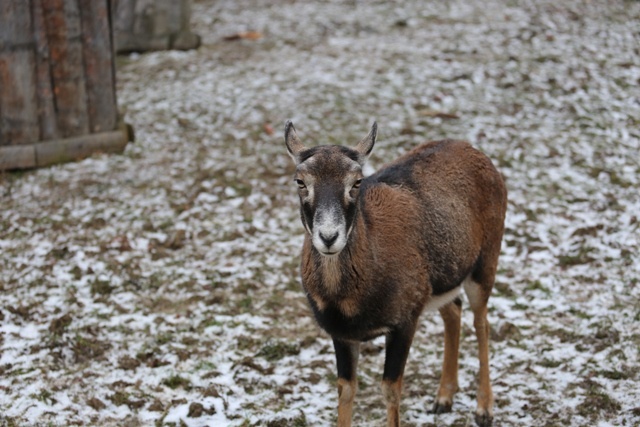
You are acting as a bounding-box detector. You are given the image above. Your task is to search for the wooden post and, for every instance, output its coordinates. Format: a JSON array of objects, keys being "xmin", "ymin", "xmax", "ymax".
[
  {"xmin": 41, "ymin": 0, "xmax": 90, "ymax": 138},
  {"xmin": 79, "ymin": 0, "xmax": 117, "ymax": 134},
  {"xmin": 0, "ymin": 1, "xmax": 39, "ymax": 145},
  {"xmin": 32, "ymin": 0, "xmax": 60, "ymax": 141}
]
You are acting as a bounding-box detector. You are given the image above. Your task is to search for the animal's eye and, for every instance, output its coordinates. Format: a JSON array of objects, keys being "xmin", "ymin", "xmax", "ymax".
[
  {"xmin": 295, "ymin": 179, "xmax": 306, "ymax": 189},
  {"xmin": 352, "ymin": 179, "xmax": 363, "ymax": 189}
]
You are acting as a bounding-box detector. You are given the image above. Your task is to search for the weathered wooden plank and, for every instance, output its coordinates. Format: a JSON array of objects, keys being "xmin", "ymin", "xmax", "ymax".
[
  {"xmin": 42, "ymin": 0, "xmax": 90, "ymax": 138},
  {"xmin": 0, "ymin": 144, "xmax": 36, "ymax": 169},
  {"xmin": 153, "ymin": 0, "xmax": 169, "ymax": 37},
  {"xmin": 36, "ymin": 126, "xmax": 129, "ymax": 167},
  {"xmin": 0, "ymin": 0, "xmax": 131, "ymax": 169},
  {"xmin": 167, "ymin": 0, "xmax": 183, "ymax": 35},
  {"xmin": 180, "ymin": 0, "xmax": 191, "ymax": 31},
  {"xmin": 1, "ymin": 124, "xmax": 130, "ymax": 170},
  {"xmin": 112, "ymin": 0, "xmax": 198, "ymax": 52},
  {"xmin": 172, "ymin": 0, "xmax": 200, "ymax": 51},
  {"xmin": 114, "ymin": 0, "xmax": 170, "ymax": 52},
  {"xmin": 172, "ymin": 30, "xmax": 200, "ymax": 51},
  {"xmin": 0, "ymin": 1, "xmax": 39, "ymax": 146},
  {"xmin": 112, "ymin": 0, "xmax": 135, "ymax": 53},
  {"xmin": 78, "ymin": 0, "xmax": 117, "ymax": 133},
  {"xmin": 0, "ymin": 0, "xmax": 34, "ymax": 48},
  {"xmin": 132, "ymin": 0, "xmax": 152, "ymax": 36},
  {"xmin": 131, "ymin": 0, "xmax": 170, "ymax": 50},
  {"xmin": 132, "ymin": 0, "xmax": 168, "ymax": 37},
  {"xmin": 32, "ymin": 0, "xmax": 59, "ymax": 141},
  {"xmin": 64, "ymin": 0, "xmax": 83, "ymax": 38},
  {"xmin": 112, "ymin": 0, "xmax": 134, "ymax": 34},
  {"xmin": 0, "ymin": 51, "xmax": 39, "ymax": 146}
]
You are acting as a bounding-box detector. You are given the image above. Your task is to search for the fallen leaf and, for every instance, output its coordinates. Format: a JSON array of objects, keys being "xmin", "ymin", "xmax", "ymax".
[
  {"xmin": 418, "ymin": 109, "xmax": 460, "ymax": 119},
  {"xmin": 223, "ymin": 31, "xmax": 263, "ymax": 41}
]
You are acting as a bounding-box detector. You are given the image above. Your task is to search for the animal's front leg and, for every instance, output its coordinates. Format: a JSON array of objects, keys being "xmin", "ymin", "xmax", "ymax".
[
  {"xmin": 381, "ymin": 326, "xmax": 416, "ymax": 427},
  {"xmin": 333, "ymin": 339, "xmax": 360, "ymax": 427}
]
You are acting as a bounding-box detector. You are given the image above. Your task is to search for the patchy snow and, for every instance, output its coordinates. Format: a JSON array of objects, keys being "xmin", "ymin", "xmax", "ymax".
[{"xmin": 1, "ymin": 0, "xmax": 639, "ymax": 426}]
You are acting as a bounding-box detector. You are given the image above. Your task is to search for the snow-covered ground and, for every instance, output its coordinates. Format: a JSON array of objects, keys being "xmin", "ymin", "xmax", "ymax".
[{"xmin": 1, "ymin": 0, "xmax": 639, "ymax": 426}]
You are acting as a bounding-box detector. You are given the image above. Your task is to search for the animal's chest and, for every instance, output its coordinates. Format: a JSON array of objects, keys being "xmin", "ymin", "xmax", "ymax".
[
  {"xmin": 312, "ymin": 303, "xmax": 390, "ymax": 341},
  {"xmin": 305, "ymin": 284, "xmax": 395, "ymax": 342}
]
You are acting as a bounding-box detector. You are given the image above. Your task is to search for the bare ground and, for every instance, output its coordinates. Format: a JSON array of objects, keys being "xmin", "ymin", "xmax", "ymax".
[{"xmin": 1, "ymin": 0, "xmax": 639, "ymax": 426}]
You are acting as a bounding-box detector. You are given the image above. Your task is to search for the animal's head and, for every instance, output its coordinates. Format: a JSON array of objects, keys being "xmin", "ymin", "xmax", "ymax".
[{"xmin": 284, "ymin": 121, "xmax": 377, "ymax": 256}]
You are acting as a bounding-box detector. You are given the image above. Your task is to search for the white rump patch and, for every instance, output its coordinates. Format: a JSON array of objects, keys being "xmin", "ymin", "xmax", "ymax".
[
  {"xmin": 424, "ymin": 285, "xmax": 462, "ymax": 312},
  {"xmin": 463, "ymin": 275, "xmax": 484, "ymax": 310}
]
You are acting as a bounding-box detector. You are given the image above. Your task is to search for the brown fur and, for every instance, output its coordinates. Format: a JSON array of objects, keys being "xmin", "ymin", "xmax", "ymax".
[
  {"xmin": 304, "ymin": 183, "xmax": 431, "ymax": 324},
  {"xmin": 382, "ymin": 378, "xmax": 403, "ymax": 427},
  {"xmin": 434, "ymin": 301, "xmax": 462, "ymax": 412},
  {"xmin": 286, "ymin": 122, "xmax": 506, "ymax": 427},
  {"xmin": 337, "ymin": 377, "xmax": 357, "ymax": 425}
]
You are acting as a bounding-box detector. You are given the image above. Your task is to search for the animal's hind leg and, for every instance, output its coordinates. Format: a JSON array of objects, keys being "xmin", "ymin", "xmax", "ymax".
[
  {"xmin": 464, "ymin": 272, "xmax": 495, "ymax": 427},
  {"xmin": 432, "ymin": 297, "xmax": 462, "ymax": 414}
]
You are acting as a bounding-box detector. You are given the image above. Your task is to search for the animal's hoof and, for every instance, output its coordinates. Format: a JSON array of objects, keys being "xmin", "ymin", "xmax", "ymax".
[
  {"xmin": 429, "ymin": 401, "xmax": 452, "ymax": 414},
  {"xmin": 475, "ymin": 411, "xmax": 493, "ymax": 427}
]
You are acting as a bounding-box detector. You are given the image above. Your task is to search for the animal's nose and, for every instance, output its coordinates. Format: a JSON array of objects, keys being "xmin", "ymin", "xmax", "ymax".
[{"xmin": 319, "ymin": 232, "xmax": 339, "ymax": 247}]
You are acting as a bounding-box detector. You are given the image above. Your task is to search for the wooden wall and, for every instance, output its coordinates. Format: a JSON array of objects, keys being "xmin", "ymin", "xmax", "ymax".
[
  {"xmin": 112, "ymin": 0, "xmax": 200, "ymax": 53},
  {"xmin": 0, "ymin": 0, "xmax": 129, "ymax": 170}
]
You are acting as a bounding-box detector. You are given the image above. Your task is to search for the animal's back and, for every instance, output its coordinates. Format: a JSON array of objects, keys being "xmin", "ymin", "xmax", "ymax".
[
  {"xmin": 372, "ymin": 140, "xmax": 503, "ymax": 198},
  {"xmin": 366, "ymin": 140, "xmax": 507, "ymax": 297}
]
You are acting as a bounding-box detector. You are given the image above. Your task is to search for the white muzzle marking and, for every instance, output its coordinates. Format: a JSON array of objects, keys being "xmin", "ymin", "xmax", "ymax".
[{"xmin": 312, "ymin": 206, "xmax": 347, "ymax": 255}]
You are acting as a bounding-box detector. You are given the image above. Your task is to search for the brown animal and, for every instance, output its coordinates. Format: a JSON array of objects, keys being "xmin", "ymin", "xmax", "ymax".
[{"xmin": 284, "ymin": 121, "xmax": 507, "ymax": 427}]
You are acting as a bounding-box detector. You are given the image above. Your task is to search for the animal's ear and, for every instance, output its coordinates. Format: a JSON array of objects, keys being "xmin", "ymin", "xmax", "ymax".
[
  {"xmin": 354, "ymin": 121, "xmax": 377, "ymax": 165},
  {"xmin": 284, "ymin": 120, "xmax": 306, "ymax": 164}
]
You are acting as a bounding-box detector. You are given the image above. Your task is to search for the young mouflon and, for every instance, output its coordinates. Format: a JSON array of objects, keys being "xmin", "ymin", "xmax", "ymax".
[{"xmin": 284, "ymin": 121, "xmax": 507, "ymax": 427}]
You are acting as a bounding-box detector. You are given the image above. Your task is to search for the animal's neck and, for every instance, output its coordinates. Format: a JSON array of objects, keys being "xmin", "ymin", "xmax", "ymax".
[
  {"xmin": 319, "ymin": 254, "xmax": 343, "ymax": 295},
  {"xmin": 317, "ymin": 213, "xmax": 369, "ymax": 296}
]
